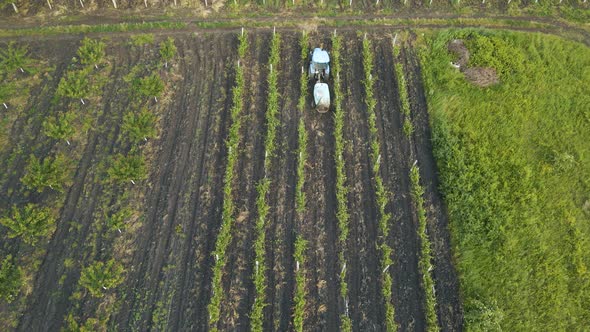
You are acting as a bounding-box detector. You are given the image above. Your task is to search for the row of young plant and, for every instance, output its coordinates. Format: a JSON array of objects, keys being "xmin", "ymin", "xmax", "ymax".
[
  {"xmin": 392, "ymin": 39, "xmax": 414, "ymax": 138},
  {"xmin": 0, "ymin": 38, "xmax": 109, "ymax": 282},
  {"xmin": 394, "ymin": 36, "xmax": 439, "ymax": 332},
  {"xmin": 409, "ymin": 165, "xmax": 439, "ymax": 332},
  {"xmin": 330, "ymin": 33, "xmax": 352, "ymax": 332},
  {"xmin": 250, "ymin": 31, "xmax": 281, "ymax": 331},
  {"xmin": 207, "ymin": 30, "xmax": 248, "ymax": 331},
  {"xmin": 64, "ymin": 36, "xmax": 175, "ymax": 330},
  {"xmin": 360, "ymin": 35, "xmax": 397, "ymax": 331},
  {"xmin": 292, "ymin": 31, "xmax": 309, "ymax": 332}
]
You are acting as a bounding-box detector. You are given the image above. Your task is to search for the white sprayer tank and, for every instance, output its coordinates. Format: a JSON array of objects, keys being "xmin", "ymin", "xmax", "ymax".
[{"xmin": 314, "ymin": 82, "xmax": 330, "ymax": 113}]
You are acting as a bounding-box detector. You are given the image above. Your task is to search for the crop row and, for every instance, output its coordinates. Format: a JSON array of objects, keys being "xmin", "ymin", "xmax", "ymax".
[
  {"xmin": 250, "ymin": 31, "xmax": 281, "ymax": 331},
  {"xmin": 409, "ymin": 164, "xmax": 439, "ymax": 332},
  {"xmin": 292, "ymin": 31, "xmax": 309, "ymax": 332},
  {"xmin": 330, "ymin": 33, "xmax": 352, "ymax": 331},
  {"xmin": 207, "ymin": 31, "xmax": 248, "ymax": 331},
  {"xmin": 65, "ymin": 36, "xmax": 173, "ymax": 329},
  {"xmin": 360, "ymin": 36, "xmax": 397, "ymax": 331},
  {"xmin": 392, "ymin": 42, "xmax": 413, "ymax": 138}
]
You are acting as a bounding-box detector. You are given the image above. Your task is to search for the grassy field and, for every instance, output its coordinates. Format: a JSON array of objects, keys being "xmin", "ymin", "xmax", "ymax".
[{"xmin": 420, "ymin": 29, "xmax": 590, "ymax": 330}]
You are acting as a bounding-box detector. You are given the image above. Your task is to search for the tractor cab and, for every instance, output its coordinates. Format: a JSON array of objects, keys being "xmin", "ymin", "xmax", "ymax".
[{"xmin": 309, "ymin": 48, "xmax": 330, "ymax": 80}]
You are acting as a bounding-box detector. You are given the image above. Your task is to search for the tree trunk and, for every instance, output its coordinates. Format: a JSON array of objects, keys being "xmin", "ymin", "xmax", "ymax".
[
  {"xmin": 79, "ymin": 0, "xmax": 84, "ymax": 8},
  {"xmin": 11, "ymin": 2, "xmax": 18, "ymax": 13},
  {"xmin": 144, "ymin": 0, "xmax": 147, "ymax": 6},
  {"xmin": 47, "ymin": 0, "xmax": 52, "ymax": 9},
  {"xmin": 112, "ymin": 0, "xmax": 117, "ymax": 8}
]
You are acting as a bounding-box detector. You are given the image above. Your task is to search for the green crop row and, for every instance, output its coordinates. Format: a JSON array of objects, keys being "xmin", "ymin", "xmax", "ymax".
[
  {"xmin": 250, "ymin": 32, "xmax": 281, "ymax": 332},
  {"xmin": 207, "ymin": 31, "xmax": 248, "ymax": 331},
  {"xmin": 392, "ymin": 44, "xmax": 413, "ymax": 137},
  {"xmin": 292, "ymin": 32, "xmax": 309, "ymax": 332},
  {"xmin": 409, "ymin": 165, "xmax": 439, "ymax": 332},
  {"xmin": 330, "ymin": 33, "xmax": 352, "ymax": 332},
  {"xmin": 360, "ymin": 36, "xmax": 397, "ymax": 331}
]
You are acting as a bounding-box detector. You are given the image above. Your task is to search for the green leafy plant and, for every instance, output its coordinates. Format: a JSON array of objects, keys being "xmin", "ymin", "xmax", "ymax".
[
  {"xmin": 63, "ymin": 314, "xmax": 101, "ymax": 332},
  {"xmin": 56, "ymin": 68, "xmax": 91, "ymax": 101},
  {"xmin": 105, "ymin": 208, "xmax": 132, "ymax": 233},
  {"xmin": 107, "ymin": 153, "xmax": 147, "ymax": 185},
  {"xmin": 79, "ymin": 259, "xmax": 125, "ymax": 298},
  {"xmin": 121, "ymin": 108, "xmax": 157, "ymax": 143},
  {"xmin": 77, "ymin": 38, "xmax": 106, "ymax": 68},
  {"xmin": 0, "ymin": 255, "xmax": 22, "ymax": 303},
  {"xmin": 293, "ymin": 236, "xmax": 307, "ymax": 332},
  {"xmin": 130, "ymin": 34, "xmax": 155, "ymax": 47},
  {"xmin": 134, "ymin": 73, "xmax": 164, "ymax": 101},
  {"xmin": 0, "ymin": 204, "xmax": 55, "ymax": 246},
  {"xmin": 0, "ymin": 42, "xmax": 33, "ymax": 74},
  {"xmin": 21, "ymin": 154, "xmax": 70, "ymax": 193},
  {"xmin": 159, "ymin": 37, "xmax": 177, "ymax": 68},
  {"xmin": 43, "ymin": 112, "xmax": 75, "ymax": 143}
]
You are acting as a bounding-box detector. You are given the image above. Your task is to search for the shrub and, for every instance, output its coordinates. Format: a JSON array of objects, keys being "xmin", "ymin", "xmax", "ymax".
[
  {"xmin": 79, "ymin": 259, "xmax": 124, "ymax": 298},
  {"xmin": 159, "ymin": 37, "xmax": 177, "ymax": 68},
  {"xmin": 134, "ymin": 73, "xmax": 164, "ymax": 100},
  {"xmin": 121, "ymin": 108, "xmax": 157, "ymax": 143},
  {"xmin": 43, "ymin": 112, "xmax": 75, "ymax": 142},
  {"xmin": 465, "ymin": 33, "xmax": 525, "ymax": 77},
  {"xmin": 21, "ymin": 154, "xmax": 70, "ymax": 193},
  {"xmin": 0, "ymin": 204, "xmax": 55, "ymax": 246},
  {"xmin": 0, "ymin": 255, "xmax": 22, "ymax": 303},
  {"xmin": 107, "ymin": 153, "xmax": 147, "ymax": 184},
  {"xmin": 77, "ymin": 38, "xmax": 106, "ymax": 68},
  {"xmin": 56, "ymin": 68, "xmax": 91, "ymax": 100},
  {"xmin": 0, "ymin": 42, "xmax": 34, "ymax": 75},
  {"xmin": 130, "ymin": 34, "xmax": 155, "ymax": 46},
  {"xmin": 105, "ymin": 208, "xmax": 132, "ymax": 233}
]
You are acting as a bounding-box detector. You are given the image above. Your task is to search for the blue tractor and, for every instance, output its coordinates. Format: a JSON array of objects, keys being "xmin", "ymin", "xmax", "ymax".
[{"xmin": 309, "ymin": 47, "xmax": 330, "ymax": 113}]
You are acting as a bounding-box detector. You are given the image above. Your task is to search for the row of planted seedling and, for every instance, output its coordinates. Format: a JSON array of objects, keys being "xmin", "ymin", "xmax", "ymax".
[
  {"xmin": 250, "ymin": 31, "xmax": 282, "ymax": 331},
  {"xmin": 66, "ymin": 36, "xmax": 175, "ymax": 330},
  {"xmin": 392, "ymin": 36, "xmax": 414, "ymax": 138},
  {"xmin": 392, "ymin": 35, "xmax": 440, "ymax": 332},
  {"xmin": 292, "ymin": 31, "xmax": 310, "ymax": 332},
  {"xmin": 207, "ymin": 30, "xmax": 248, "ymax": 331},
  {"xmin": 360, "ymin": 35, "xmax": 397, "ymax": 331},
  {"xmin": 0, "ymin": 38, "xmax": 111, "ymax": 307},
  {"xmin": 330, "ymin": 33, "xmax": 353, "ymax": 332}
]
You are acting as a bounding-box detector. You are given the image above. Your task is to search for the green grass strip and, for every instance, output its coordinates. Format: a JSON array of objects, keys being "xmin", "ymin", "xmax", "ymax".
[
  {"xmin": 292, "ymin": 31, "xmax": 309, "ymax": 332},
  {"xmin": 409, "ymin": 165, "xmax": 439, "ymax": 332},
  {"xmin": 250, "ymin": 32, "xmax": 281, "ymax": 332},
  {"xmin": 207, "ymin": 30, "xmax": 248, "ymax": 332},
  {"xmin": 361, "ymin": 36, "xmax": 396, "ymax": 331},
  {"xmin": 331, "ymin": 33, "xmax": 352, "ymax": 332},
  {"xmin": 0, "ymin": 22, "xmax": 186, "ymax": 38}
]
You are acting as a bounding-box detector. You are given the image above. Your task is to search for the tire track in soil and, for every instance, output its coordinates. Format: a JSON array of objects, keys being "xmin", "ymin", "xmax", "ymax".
[
  {"xmin": 340, "ymin": 33, "xmax": 383, "ymax": 331},
  {"xmin": 117, "ymin": 34, "xmax": 220, "ymax": 330},
  {"xmin": 372, "ymin": 36, "xmax": 426, "ymax": 331},
  {"xmin": 163, "ymin": 33, "xmax": 235, "ymax": 332},
  {"xmin": 265, "ymin": 32, "xmax": 299, "ymax": 332},
  {"xmin": 217, "ymin": 32, "xmax": 269, "ymax": 331},
  {"xmin": 298, "ymin": 32, "xmax": 339, "ymax": 332},
  {"xmin": 402, "ymin": 45, "xmax": 463, "ymax": 332},
  {"xmin": 17, "ymin": 44, "xmax": 138, "ymax": 332}
]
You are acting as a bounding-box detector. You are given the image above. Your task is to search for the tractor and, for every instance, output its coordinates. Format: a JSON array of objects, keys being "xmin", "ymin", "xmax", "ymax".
[{"xmin": 309, "ymin": 47, "xmax": 330, "ymax": 113}]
